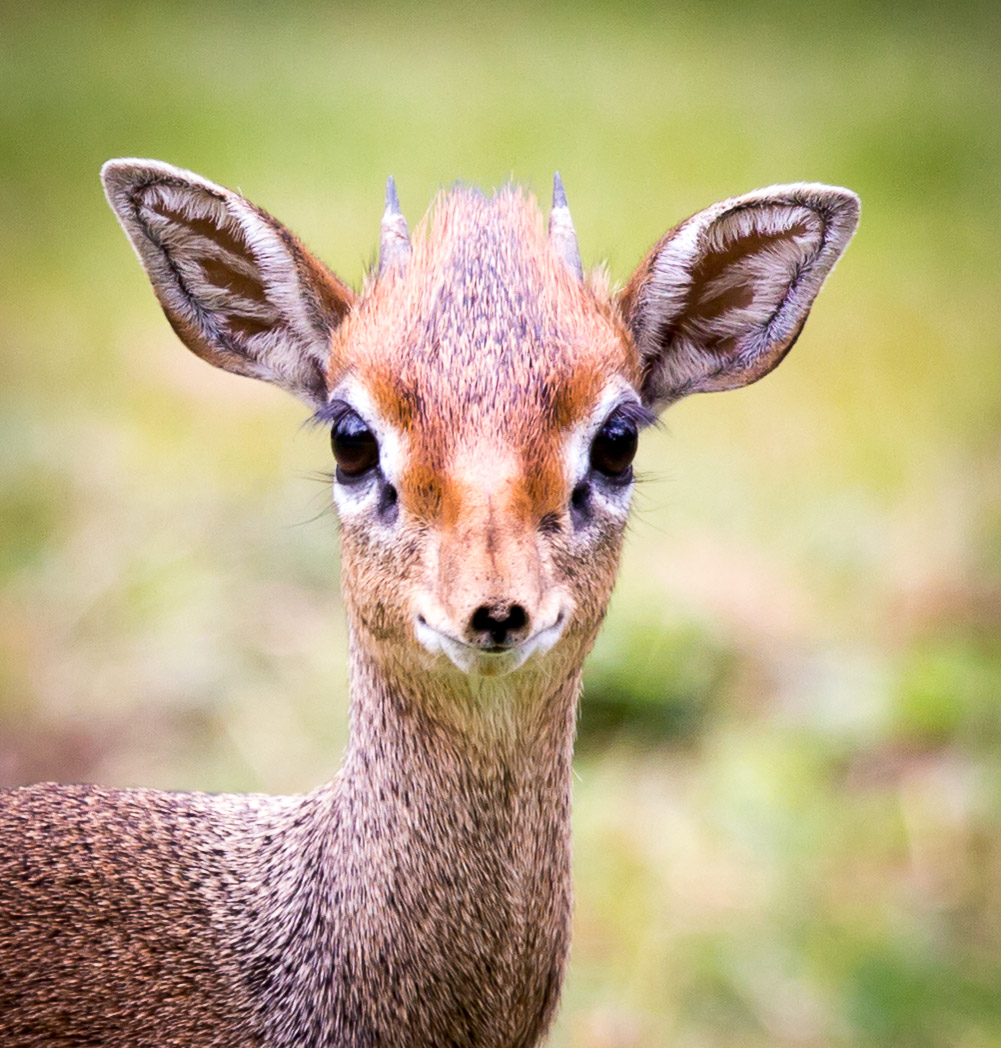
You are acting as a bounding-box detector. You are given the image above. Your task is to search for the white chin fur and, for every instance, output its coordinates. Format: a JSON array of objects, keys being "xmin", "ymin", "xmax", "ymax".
[{"xmin": 415, "ymin": 619, "xmax": 565, "ymax": 678}]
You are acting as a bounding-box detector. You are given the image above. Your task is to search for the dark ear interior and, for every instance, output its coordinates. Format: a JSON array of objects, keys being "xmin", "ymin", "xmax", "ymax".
[
  {"xmin": 103, "ymin": 159, "xmax": 356, "ymax": 406},
  {"xmin": 622, "ymin": 184, "xmax": 860, "ymax": 409}
]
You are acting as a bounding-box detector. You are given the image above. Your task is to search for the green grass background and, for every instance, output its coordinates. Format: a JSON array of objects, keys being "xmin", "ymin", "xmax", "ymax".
[{"xmin": 2, "ymin": 1, "xmax": 1000, "ymax": 1044}]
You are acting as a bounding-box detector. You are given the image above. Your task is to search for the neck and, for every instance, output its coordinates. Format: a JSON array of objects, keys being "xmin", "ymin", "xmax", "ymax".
[
  {"xmin": 346, "ymin": 635, "xmax": 580, "ymax": 776},
  {"xmin": 259, "ymin": 642, "xmax": 581, "ymax": 1048}
]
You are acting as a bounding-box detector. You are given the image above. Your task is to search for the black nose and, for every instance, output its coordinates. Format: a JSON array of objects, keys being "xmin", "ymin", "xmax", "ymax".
[{"xmin": 469, "ymin": 603, "xmax": 529, "ymax": 648}]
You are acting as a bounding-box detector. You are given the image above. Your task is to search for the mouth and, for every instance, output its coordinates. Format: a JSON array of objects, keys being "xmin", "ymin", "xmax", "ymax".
[{"xmin": 415, "ymin": 614, "xmax": 566, "ymax": 677}]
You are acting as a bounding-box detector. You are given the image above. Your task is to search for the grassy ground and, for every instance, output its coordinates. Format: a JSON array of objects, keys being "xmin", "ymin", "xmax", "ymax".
[{"xmin": 2, "ymin": 1, "xmax": 1000, "ymax": 1044}]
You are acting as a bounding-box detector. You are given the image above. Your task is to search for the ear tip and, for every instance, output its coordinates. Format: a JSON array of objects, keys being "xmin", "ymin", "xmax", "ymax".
[
  {"xmin": 100, "ymin": 158, "xmax": 134, "ymax": 195},
  {"xmin": 101, "ymin": 157, "xmax": 158, "ymax": 184},
  {"xmin": 814, "ymin": 185, "xmax": 861, "ymax": 244},
  {"xmin": 833, "ymin": 186, "xmax": 862, "ymax": 227},
  {"xmin": 793, "ymin": 182, "xmax": 861, "ymax": 227},
  {"xmin": 815, "ymin": 183, "xmax": 861, "ymax": 217},
  {"xmin": 738, "ymin": 182, "xmax": 861, "ymax": 244},
  {"xmin": 100, "ymin": 158, "xmax": 215, "ymax": 197},
  {"xmin": 100, "ymin": 159, "xmax": 165, "ymax": 210},
  {"xmin": 100, "ymin": 159, "xmax": 143, "ymax": 218}
]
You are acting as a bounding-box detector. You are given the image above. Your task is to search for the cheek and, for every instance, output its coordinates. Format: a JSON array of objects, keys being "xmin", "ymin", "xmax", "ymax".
[
  {"xmin": 340, "ymin": 524, "xmax": 425, "ymax": 644},
  {"xmin": 551, "ymin": 523, "xmax": 627, "ymax": 624}
]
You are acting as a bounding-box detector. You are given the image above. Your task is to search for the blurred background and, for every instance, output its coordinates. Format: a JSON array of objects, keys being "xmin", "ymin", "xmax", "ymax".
[{"xmin": 2, "ymin": 0, "xmax": 1000, "ymax": 1043}]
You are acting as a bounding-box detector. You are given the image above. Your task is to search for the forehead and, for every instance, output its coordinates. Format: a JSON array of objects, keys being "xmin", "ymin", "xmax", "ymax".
[{"xmin": 329, "ymin": 187, "xmax": 638, "ymax": 442}]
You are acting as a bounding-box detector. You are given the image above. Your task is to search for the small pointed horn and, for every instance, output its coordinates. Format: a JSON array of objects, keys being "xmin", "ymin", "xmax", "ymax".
[
  {"xmin": 379, "ymin": 175, "xmax": 411, "ymax": 276},
  {"xmin": 548, "ymin": 172, "xmax": 583, "ymax": 282}
]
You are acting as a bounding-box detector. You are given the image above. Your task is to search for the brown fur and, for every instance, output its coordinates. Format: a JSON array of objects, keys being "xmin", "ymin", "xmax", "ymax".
[{"xmin": 0, "ymin": 164, "xmax": 858, "ymax": 1047}]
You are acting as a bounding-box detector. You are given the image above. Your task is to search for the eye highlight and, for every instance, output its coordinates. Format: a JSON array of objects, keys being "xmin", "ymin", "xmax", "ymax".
[
  {"xmin": 330, "ymin": 406, "xmax": 379, "ymax": 480},
  {"xmin": 589, "ymin": 408, "xmax": 639, "ymax": 480}
]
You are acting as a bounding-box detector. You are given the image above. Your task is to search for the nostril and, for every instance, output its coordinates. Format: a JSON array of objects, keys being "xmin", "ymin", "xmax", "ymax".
[{"xmin": 470, "ymin": 603, "xmax": 529, "ymax": 647}]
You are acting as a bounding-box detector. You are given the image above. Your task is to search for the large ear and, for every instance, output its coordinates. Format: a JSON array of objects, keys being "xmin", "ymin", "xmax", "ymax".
[
  {"xmin": 102, "ymin": 159, "xmax": 356, "ymax": 406},
  {"xmin": 620, "ymin": 184, "xmax": 859, "ymax": 409}
]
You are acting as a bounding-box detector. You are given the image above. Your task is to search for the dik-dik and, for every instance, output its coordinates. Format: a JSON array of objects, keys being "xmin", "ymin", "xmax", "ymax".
[{"xmin": 0, "ymin": 160, "xmax": 858, "ymax": 1047}]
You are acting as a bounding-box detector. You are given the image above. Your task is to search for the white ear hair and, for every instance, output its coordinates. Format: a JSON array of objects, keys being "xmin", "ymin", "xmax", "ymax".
[
  {"xmin": 627, "ymin": 183, "xmax": 859, "ymax": 408},
  {"xmin": 102, "ymin": 159, "xmax": 354, "ymax": 405}
]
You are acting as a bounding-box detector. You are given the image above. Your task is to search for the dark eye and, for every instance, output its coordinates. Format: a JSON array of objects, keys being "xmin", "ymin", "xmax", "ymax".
[
  {"xmin": 590, "ymin": 409, "xmax": 638, "ymax": 479},
  {"xmin": 331, "ymin": 409, "xmax": 379, "ymax": 479}
]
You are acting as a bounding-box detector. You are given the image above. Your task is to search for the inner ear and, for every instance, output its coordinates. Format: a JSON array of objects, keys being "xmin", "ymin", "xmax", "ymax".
[
  {"xmin": 150, "ymin": 200, "xmax": 251, "ymax": 260},
  {"xmin": 133, "ymin": 185, "xmax": 286, "ymax": 350},
  {"xmin": 194, "ymin": 252, "xmax": 271, "ymax": 306},
  {"xmin": 692, "ymin": 226, "xmax": 801, "ymax": 316},
  {"xmin": 104, "ymin": 159, "xmax": 356, "ymax": 407},
  {"xmin": 622, "ymin": 184, "xmax": 860, "ymax": 409},
  {"xmin": 683, "ymin": 221, "xmax": 812, "ymax": 357}
]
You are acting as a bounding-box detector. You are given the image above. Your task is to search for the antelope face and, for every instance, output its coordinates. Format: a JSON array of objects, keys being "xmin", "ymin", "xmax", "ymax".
[
  {"xmin": 102, "ymin": 159, "xmax": 859, "ymax": 684},
  {"xmin": 326, "ymin": 189, "xmax": 648, "ymax": 679}
]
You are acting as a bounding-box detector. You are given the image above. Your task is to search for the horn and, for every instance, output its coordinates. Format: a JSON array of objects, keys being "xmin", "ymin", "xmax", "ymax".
[
  {"xmin": 379, "ymin": 175, "xmax": 411, "ymax": 275},
  {"xmin": 548, "ymin": 172, "xmax": 583, "ymax": 282}
]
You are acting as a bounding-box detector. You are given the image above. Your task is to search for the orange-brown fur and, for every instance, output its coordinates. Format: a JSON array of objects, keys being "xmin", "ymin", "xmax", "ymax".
[{"xmin": 333, "ymin": 189, "xmax": 636, "ymax": 677}]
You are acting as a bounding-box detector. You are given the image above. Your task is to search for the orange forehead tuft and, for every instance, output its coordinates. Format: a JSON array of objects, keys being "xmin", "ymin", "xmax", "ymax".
[{"xmin": 328, "ymin": 186, "xmax": 639, "ymax": 519}]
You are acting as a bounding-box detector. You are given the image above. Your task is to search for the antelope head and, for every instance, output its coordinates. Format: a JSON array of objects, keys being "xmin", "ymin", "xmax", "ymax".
[{"xmin": 103, "ymin": 161, "xmax": 858, "ymax": 694}]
